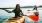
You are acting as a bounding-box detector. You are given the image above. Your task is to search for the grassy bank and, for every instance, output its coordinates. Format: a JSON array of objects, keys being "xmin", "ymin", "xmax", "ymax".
[
  {"xmin": 21, "ymin": 6, "xmax": 42, "ymax": 8},
  {"xmin": 0, "ymin": 6, "xmax": 42, "ymax": 8}
]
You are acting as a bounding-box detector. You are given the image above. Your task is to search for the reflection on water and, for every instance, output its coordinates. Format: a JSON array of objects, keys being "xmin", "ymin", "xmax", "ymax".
[{"xmin": 0, "ymin": 8, "xmax": 42, "ymax": 23}]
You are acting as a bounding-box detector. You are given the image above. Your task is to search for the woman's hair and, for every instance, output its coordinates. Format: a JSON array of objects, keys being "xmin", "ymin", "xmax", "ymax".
[{"xmin": 15, "ymin": 4, "xmax": 20, "ymax": 10}]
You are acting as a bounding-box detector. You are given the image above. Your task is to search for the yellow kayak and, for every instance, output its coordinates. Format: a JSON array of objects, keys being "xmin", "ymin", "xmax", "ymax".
[{"xmin": 3, "ymin": 16, "xmax": 24, "ymax": 23}]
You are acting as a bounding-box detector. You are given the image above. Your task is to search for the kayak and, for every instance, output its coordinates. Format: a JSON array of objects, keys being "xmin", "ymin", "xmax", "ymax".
[
  {"xmin": 3, "ymin": 16, "xmax": 24, "ymax": 23},
  {"xmin": 27, "ymin": 10, "xmax": 39, "ymax": 23},
  {"xmin": 28, "ymin": 15, "xmax": 39, "ymax": 21},
  {"xmin": 25, "ymin": 13, "xmax": 39, "ymax": 23}
]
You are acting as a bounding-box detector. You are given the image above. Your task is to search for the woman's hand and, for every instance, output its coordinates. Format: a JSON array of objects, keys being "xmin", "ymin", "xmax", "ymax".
[{"xmin": 19, "ymin": 12, "xmax": 24, "ymax": 17}]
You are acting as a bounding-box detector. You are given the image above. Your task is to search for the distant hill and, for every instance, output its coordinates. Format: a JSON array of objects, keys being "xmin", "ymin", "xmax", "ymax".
[
  {"xmin": 39, "ymin": 5, "xmax": 42, "ymax": 7},
  {"xmin": 21, "ymin": 6, "xmax": 34, "ymax": 8},
  {"xmin": 8, "ymin": 5, "xmax": 42, "ymax": 8},
  {"xmin": 21, "ymin": 6, "xmax": 42, "ymax": 8}
]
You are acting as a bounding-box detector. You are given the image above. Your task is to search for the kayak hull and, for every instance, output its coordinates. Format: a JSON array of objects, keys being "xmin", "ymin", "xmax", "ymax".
[
  {"xmin": 3, "ymin": 16, "xmax": 24, "ymax": 23},
  {"xmin": 27, "ymin": 14, "xmax": 39, "ymax": 23}
]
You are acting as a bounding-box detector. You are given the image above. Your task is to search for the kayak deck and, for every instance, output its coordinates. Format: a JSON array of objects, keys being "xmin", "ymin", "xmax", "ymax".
[{"xmin": 3, "ymin": 16, "xmax": 24, "ymax": 23}]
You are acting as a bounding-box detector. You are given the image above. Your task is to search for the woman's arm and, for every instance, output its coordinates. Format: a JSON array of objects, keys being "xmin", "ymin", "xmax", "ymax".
[
  {"xmin": 19, "ymin": 10, "xmax": 24, "ymax": 17},
  {"xmin": 20, "ymin": 12, "xmax": 24, "ymax": 16}
]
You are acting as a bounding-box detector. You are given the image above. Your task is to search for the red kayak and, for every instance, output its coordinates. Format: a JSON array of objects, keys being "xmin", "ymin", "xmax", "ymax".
[{"xmin": 28, "ymin": 15, "xmax": 39, "ymax": 21}]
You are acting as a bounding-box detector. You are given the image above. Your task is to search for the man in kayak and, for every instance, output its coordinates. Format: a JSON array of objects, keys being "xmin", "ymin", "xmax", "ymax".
[
  {"xmin": 33, "ymin": 5, "xmax": 39, "ymax": 16},
  {"xmin": 33, "ymin": 5, "xmax": 39, "ymax": 23},
  {"xmin": 3, "ymin": 4, "xmax": 24, "ymax": 18}
]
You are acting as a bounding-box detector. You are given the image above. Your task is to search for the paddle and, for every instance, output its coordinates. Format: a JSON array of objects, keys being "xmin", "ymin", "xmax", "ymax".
[{"xmin": 0, "ymin": 8, "xmax": 14, "ymax": 9}]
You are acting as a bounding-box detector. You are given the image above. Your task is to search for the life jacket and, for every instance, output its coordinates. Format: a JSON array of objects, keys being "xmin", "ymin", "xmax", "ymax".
[{"xmin": 33, "ymin": 10, "xmax": 39, "ymax": 16}]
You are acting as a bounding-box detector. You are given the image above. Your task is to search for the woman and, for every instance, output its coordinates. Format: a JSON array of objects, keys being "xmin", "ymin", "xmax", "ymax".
[{"xmin": 3, "ymin": 4, "xmax": 23, "ymax": 18}]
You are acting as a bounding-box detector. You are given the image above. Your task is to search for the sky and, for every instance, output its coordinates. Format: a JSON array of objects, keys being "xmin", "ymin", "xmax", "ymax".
[{"xmin": 0, "ymin": 0, "xmax": 42, "ymax": 8}]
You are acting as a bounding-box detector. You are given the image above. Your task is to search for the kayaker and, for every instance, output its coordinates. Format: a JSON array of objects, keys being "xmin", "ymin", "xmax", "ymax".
[
  {"xmin": 33, "ymin": 5, "xmax": 39, "ymax": 23},
  {"xmin": 33, "ymin": 5, "xmax": 39, "ymax": 16},
  {"xmin": 3, "ymin": 4, "xmax": 23, "ymax": 18}
]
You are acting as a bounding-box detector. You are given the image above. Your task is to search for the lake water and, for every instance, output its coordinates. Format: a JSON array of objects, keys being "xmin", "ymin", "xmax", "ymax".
[{"xmin": 0, "ymin": 8, "xmax": 42, "ymax": 23}]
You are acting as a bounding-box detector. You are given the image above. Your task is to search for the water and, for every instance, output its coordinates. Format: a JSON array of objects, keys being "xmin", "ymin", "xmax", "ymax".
[{"xmin": 0, "ymin": 8, "xmax": 42, "ymax": 23}]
